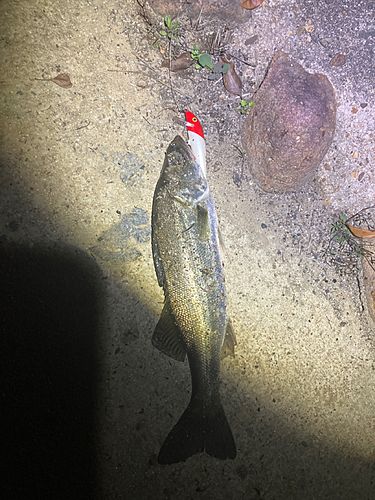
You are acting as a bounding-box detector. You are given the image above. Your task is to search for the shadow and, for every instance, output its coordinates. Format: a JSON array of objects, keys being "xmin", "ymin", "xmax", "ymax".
[{"xmin": 0, "ymin": 241, "xmax": 103, "ymax": 500}]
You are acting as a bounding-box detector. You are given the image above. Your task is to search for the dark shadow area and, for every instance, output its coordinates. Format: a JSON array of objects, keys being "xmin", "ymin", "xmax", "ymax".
[{"xmin": 0, "ymin": 240, "xmax": 103, "ymax": 500}]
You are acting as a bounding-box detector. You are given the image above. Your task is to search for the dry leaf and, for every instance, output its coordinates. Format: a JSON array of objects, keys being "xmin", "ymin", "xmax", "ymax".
[
  {"xmin": 161, "ymin": 52, "xmax": 194, "ymax": 72},
  {"xmin": 219, "ymin": 57, "xmax": 242, "ymax": 97},
  {"xmin": 346, "ymin": 223, "xmax": 375, "ymax": 239},
  {"xmin": 36, "ymin": 73, "xmax": 73, "ymax": 88},
  {"xmin": 240, "ymin": 0, "xmax": 264, "ymax": 9},
  {"xmin": 330, "ymin": 54, "xmax": 347, "ymax": 67},
  {"xmin": 51, "ymin": 73, "xmax": 72, "ymax": 88}
]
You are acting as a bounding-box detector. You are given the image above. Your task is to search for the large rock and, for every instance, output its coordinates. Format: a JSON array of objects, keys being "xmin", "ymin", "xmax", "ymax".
[
  {"xmin": 242, "ymin": 51, "xmax": 336, "ymax": 192},
  {"xmin": 148, "ymin": 0, "xmax": 251, "ymax": 23}
]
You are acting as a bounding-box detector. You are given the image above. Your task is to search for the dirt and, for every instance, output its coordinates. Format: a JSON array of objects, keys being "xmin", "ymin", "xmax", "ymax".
[{"xmin": 1, "ymin": 1, "xmax": 374, "ymax": 499}]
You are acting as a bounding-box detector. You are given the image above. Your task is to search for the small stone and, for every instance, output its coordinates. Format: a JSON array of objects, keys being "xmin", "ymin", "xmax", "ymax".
[
  {"xmin": 305, "ymin": 20, "xmax": 314, "ymax": 33},
  {"xmin": 233, "ymin": 171, "xmax": 241, "ymax": 187},
  {"xmin": 245, "ymin": 35, "xmax": 259, "ymax": 45},
  {"xmin": 136, "ymin": 81, "xmax": 147, "ymax": 88},
  {"xmin": 161, "ymin": 52, "xmax": 194, "ymax": 72},
  {"xmin": 330, "ymin": 54, "xmax": 347, "ymax": 67}
]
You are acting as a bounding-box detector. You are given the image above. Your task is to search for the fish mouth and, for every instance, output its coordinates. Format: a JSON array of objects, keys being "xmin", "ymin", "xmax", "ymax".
[{"xmin": 168, "ymin": 135, "xmax": 195, "ymax": 161}]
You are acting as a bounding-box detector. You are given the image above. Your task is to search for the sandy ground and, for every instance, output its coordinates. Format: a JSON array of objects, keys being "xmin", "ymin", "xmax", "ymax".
[{"xmin": 1, "ymin": 1, "xmax": 374, "ymax": 499}]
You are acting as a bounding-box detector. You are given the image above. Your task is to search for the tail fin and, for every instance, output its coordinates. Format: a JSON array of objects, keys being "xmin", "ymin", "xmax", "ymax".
[{"xmin": 157, "ymin": 397, "xmax": 236, "ymax": 464}]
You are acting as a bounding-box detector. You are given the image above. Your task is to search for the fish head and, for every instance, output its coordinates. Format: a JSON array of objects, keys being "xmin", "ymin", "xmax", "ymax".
[{"xmin": 163, "ymin": 136, "xmax": 208, "ymax": 207}]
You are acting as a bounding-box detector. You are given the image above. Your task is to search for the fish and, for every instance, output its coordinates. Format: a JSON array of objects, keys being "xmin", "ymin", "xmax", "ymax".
[
  {"xmin": 151, "ymin": 134, "xmax": 236, "ymax": 464},
  {"xmin": 185, "ymin": 110, "xmax": 207, "ymax": 179}
]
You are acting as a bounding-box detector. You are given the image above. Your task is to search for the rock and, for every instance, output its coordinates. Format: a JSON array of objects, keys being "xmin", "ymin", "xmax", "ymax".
[
  {"xmin": 330, "ymin": 54, "xmax": 347, "ymax": 67},
  {"xmin": 148, "ymin": 0, "xmax": 251, "ymax": 23},
  {"xmin": 161, "ymin": 52, "xmax": 195, "ymax": 72},
  {"xmin": 362, "ymin": 254, "xmax": 375, "ymax": 325},
  {"xmin": 245, "ymin": 35, "xmax": 259, "ymax": 45},
  {"xmin": 242, "ymin": 51, "xmax": 336, "ymax": 192}
]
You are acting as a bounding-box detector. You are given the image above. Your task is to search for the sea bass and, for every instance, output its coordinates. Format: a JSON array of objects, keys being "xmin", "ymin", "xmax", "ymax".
[{"xmin": 151, "ymin": 135, "xmax": 236, "ymax": 464}]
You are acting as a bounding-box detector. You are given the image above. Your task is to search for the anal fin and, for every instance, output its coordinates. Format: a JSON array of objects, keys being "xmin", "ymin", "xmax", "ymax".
[
  {"xmin": 152, "ymin": 301, "xmax": 186, "ymax": 362},
  {"xmin": 220, "ymin": 317, "xmax": 237, "ymax": 359}
]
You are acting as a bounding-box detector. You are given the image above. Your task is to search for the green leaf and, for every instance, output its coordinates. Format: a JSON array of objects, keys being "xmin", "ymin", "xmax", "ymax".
[
  {"xmin": 160, "ymin": 30, "xmax": 167, "ymax": 36},
  {"xmin": 213, "ymin": 62, "xmax": 223, "ymax": 73},
  {"xmin": 195, "ymin": 63, "xmax": 201, "ymax": 69},
  {"xmin": 165, "ymin": 16, "xmax": 171, "ymax": 29},
  {"xmin": 222, "ymin": 63, "xmax": 230, "ymax": 74},
  {"xmin": 249, "ymin": 101, "xmax": 255, "ymax": 107},
  {"xmin": 191, "ymin": 46, "xmax": 201, "ymax": 61},
  {"xmin": 240, "ymin": 100, "xmax": 247, "ymax": 106},
  {"xmin": 199, "ymin": 53, "xmax": 214, "ymax": 70}
]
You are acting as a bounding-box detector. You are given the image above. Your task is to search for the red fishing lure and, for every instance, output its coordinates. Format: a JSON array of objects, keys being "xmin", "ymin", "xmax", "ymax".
[{"xmin": 185, "ymin": 110, "xmax": 207, "ymax": 178}]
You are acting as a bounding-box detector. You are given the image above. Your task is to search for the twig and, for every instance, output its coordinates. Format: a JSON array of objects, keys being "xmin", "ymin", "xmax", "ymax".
[
  {"xmin": 152, "ymin": 74, "xmax": 191, "ymax": 97},
  {"xmin": 107, "ymin": 69, "xmax": 143, "ymax": 74},
  {"xmin": 141, "ymin": 114, "xmax": 151, "ymax": 125},
  {"xmin": 76, "ymin": 121, "xmax": 90, "ymax": 130},
  {"xmin": 167, "ymin": 40, "xmax": 181, "ymax": 112},
  {"xmin": 133, "ymin": 53, "xmax": 192, "ymax": 98},
  {"xmin": 189, "ymin": 6, "xmax": 204, "ymax": 31},
  {"xmin": 133, "ymin": 54, "xmax": 159, "ymax": 74},
  {"xmin": 195, "ymin": 6, "xmax": 203, "ymax": 29},
  {"xmin": 156, "ymin": 107, "xmax": 180, "ymax": 118},
  {"xmin": 213, "ymin": 74, "xmax": 224, "ymax": 86},
  {"xmin": 226, "ymin": 53, "xmax": 256, "ymax": 68}
]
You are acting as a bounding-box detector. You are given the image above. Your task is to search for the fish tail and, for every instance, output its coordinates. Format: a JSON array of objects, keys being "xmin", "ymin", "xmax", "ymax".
[{"xmin": 157, "ymin": 397, "xmax": 236, "ymax": 464}]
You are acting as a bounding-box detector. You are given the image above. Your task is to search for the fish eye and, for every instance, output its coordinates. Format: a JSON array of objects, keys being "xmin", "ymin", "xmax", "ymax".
[{"xmin": 192, "ymin": 117, "xmax": 198, "ymax": 122}]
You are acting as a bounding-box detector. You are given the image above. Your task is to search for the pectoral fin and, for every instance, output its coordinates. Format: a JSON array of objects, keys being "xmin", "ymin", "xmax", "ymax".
[
  {"xmin": 197, "ymin": 204, "xmax": 210, "ymax": 241},
  {"xmin": 218, "ymin": 224, "xmax": 230, "ymax": 265},
  {"xmin": 220, "ymin": 317, "xmax": 237, "ymax": 359},
  {"xmin": 152, "ymin": 236, "xmax": 165, "ymax": 287},
  {"xmin": 152, "ymin": 301, "xmax": 187, "ymax": 362}
]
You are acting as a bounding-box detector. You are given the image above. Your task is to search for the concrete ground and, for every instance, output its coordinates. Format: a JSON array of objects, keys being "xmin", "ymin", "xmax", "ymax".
[{"xmin": 1, "ymin": 0, "xmax": 374, "ymax": 499}]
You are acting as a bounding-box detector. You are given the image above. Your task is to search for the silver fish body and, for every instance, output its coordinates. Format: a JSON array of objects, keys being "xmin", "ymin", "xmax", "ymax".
[{"xmin": 151, "ymin": 135, "xmax": 236, "ymax": 464}]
